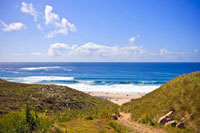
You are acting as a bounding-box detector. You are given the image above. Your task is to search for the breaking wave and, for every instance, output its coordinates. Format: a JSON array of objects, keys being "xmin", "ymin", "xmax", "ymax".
[
  {"xmin": 20, "ymin": 66, "xmax": 62, "ymax": 71},
  {"xmin": 59, "ymin": 83, "xmax": 160, "ymax": 94},
  {"xmin": 1, "ymin": 76, "xmax": 160, "ymax": 93},
  {"xmin": 2, "ymin": 76, "xmax": 74, "ymax": 83}
]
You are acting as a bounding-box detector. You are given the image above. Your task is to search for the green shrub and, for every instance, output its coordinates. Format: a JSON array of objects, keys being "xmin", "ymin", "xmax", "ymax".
[
  {"xmin": 25, "ymin": 104, "xmax": 37, "ymax": 131},
  {"xmin": 0, "ymin": 106, "xmax": 54, "ymax": 132}
]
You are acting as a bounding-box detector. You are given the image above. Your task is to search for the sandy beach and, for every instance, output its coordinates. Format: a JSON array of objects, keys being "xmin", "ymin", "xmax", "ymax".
[{"xmin": 88, "ymin": 92, "xmax": 144, "ymax": 105}]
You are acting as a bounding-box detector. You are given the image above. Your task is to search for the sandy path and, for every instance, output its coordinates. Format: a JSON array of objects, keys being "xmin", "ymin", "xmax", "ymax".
[
  {"xmin": 90, "ymin": 92, "xmax": 167, "ymax": 132},
  {"xmin": 117, "ymin": 112, "xmax": 167, "ymax": 133}
]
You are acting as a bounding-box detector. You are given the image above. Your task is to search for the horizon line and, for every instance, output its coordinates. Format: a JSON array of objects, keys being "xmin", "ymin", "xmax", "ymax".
[{"xmin": 0, "ymin": 61, "xmax": 200, "ymax": 63}]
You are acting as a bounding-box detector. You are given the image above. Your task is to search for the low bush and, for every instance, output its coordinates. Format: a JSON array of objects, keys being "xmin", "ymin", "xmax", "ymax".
[{"xmin": 0, "ymin": 104, "xmax": 54, "ymax": 132}]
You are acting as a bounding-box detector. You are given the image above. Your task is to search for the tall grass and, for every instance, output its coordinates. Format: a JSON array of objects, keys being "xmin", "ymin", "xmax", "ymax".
[{"xmin": 120, "ymin": 72, "xmax": 200, "ymax": 132}]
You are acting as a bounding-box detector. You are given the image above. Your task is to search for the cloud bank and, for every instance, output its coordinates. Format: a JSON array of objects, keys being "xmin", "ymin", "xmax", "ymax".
[{"xmin": 47, "ymin": 42, "xmax": 146, "ymax": 59}]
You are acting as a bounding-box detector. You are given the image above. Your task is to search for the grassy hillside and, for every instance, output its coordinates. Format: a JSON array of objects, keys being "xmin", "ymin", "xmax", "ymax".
[
  {"xmin": 120, "ymin": 72, "xmax": 200, "ymax": 132},
  {"xmin": 0, "ymin": 80, "xmax": 118, "ymax": 115},
  {"xmin": 0, "ymin": 80, "xmax": 123, "ymax": 132}
]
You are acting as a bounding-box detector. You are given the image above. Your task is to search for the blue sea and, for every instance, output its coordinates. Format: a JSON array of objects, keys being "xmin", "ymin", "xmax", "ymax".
[{"xmin": 0, "ymin": 62, "xmax": 199, "ymax": 93}]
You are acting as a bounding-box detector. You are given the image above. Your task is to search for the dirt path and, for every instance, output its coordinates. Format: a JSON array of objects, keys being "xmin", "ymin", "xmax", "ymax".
[{"xmin": 117, "ymin": 112, "xmax": 167, "ymax": 133}]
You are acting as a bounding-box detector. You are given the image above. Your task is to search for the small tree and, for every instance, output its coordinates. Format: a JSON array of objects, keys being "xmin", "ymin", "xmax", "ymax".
[{"xmin": 25, "ymin": 104, "xmax": 37, "ymax": 131}]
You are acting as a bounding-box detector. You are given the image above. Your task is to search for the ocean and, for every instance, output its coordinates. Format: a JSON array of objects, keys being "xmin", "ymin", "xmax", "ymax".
[{"xmin": 0, "ymin": 62, "xmax": 199, "ymax": 93}]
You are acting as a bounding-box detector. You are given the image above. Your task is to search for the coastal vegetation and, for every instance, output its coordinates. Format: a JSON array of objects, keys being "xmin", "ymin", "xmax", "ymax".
[
  {"xmin": 0, "ymin": 71, "xmax": 200, "ymax": 132},
  {"xmin": 0, "ymin": 80, "xmax": 125, "ymax": 132},
  {"xmin": 120, "ymin": 72, "xmax": 200, "ymax": 132}
]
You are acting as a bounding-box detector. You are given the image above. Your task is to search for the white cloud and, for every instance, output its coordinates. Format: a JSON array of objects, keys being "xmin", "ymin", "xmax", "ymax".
[
  {"xmin": 194, "ymin": 49, "xmax": 198, "ymax": 53},
  {"xmin": 47, "ymin": 18, "xmax": 76, "ymax": 38},
  {"xmin": 21, "ymin": 2, "xmax": 39, "ymax": 22},
  {"xmin": 47, "ymin": 42, "xmax": 146, "ymax": 58},
  {"xmin": 0, "ymin": 20, "xmax": 26, "ymax": 32},
  {"xmin": 44, "ymin": 5, "xmax": 76, "ymax": 38},
  {"xmin": 30, "ymin": 52, "xmax": 41, "ymax": 56},
  {"xmin": 37, "ymin": 24, "xmax": 44, "ymax": 32},
  {"xmin": 47, "ymin": 43, "xmax": 70, "ymax": 56},
  {"xmin": 129, "ymin": 35, "xmax": 140, "ymax": 44},
  {"xmin": 44, "ymin": 5, "xmax": 59, "ymax": 25},
  {"xmin": 19, "ymin": 3, "xmax": 76, "ymax": 37},
  {"xmin": 129, "ymin": 37, "xmax": 136, "ymax": 44},
  {"xmin": 160, "ymin": 48, "xmax": 171, "ymax": 55},
  {"xmin": 160, "ymin": 48, "xmax": 193, "ymax": 57}
]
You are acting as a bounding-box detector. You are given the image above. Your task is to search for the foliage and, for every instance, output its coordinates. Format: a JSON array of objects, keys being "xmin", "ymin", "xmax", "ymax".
[
  {"xmin": 25, "ymin": 104, "xmax": 37, "ymax": 131},
  {"xmin": 0, "ymin": 107, "xmax": 54, "ymax": 133}
]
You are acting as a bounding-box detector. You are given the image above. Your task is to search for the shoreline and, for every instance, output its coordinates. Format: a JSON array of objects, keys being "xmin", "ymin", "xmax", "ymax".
[
  {"xmin": 1, "ymin": 79, "xmax": 146, "ymax": 105},
  {"xmin": 88, "ymin": 92, "xmax": 144, "ymax": 105}
]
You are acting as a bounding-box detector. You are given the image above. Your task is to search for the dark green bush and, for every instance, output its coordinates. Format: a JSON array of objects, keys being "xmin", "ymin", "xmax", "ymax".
[{"xmin": 0, "ymin": 105, "xmax": 53, "ymax": 133}]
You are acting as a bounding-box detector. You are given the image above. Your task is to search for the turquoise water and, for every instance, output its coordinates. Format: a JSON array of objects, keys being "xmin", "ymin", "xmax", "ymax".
[{"xmin": 0, "ymin": 62, "xmax": 199, "ymax": 93}]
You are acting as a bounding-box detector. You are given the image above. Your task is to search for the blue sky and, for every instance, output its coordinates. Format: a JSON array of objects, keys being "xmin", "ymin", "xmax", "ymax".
[{"xmin": 0, "ymin": 0, "xmax": 200, "ymax": 62}]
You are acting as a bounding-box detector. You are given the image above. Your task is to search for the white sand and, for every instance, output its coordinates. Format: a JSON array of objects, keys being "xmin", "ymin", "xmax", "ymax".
[{"xmin": 88, "ymin": 92, "xmax": 144, "ymax": 105}]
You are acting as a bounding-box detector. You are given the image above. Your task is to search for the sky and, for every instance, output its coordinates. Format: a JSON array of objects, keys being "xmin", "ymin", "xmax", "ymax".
[{"xmin": 0, "ymin": 0, "xmax": 200, "ymax": 62}]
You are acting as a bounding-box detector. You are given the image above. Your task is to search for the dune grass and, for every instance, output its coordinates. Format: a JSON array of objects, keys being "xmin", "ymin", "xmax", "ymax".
[
  {"xmin": 0, "ymin": 80, "xmax": 120, "ymax": 132},
  {"xmin": 0, "ymin": 80, "xmax": 118, "ymax": 117},
  {"xmin": 57, "ymin": 119, "xmax": 133, "ymax": 133},
  {"xmin": 120, "ymin": 72, "xmax": 200, "ymax": 132}
]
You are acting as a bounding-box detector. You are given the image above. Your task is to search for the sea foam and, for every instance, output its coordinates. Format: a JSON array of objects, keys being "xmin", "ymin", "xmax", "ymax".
[
  {"xmin": 20, "ymin": 66, "xmax": 61, "ymax": 71},
  {"xmin": 1, "ymin": 76, "xmax": 160, "ymax": 93},
  {"xmin": 3, "ymin": 76, "xmax": 74, "ymax": 83},
  {"xmin": 59, "ymin": 83, "xmax": 160, "ymax": 94}
]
